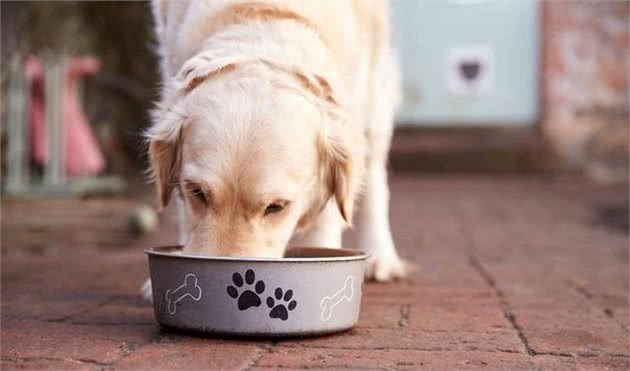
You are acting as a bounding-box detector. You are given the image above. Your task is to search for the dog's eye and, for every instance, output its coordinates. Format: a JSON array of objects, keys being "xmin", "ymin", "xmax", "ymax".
[
  {"xmin": 188, "ymin": 186, "xmax": 208, "ymax": 205},
  {"xmin": 264, "ymin": 201, "xmax": 288, "ymax": 216}
]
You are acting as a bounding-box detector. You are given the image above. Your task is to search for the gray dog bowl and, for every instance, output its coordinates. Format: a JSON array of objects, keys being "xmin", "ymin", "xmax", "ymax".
[{"xmin": 145, "ymin": 246, "xmax": 368, "ymax": 337}]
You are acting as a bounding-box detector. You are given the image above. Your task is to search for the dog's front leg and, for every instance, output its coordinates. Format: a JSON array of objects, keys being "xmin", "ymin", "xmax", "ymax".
[
  {"xmin": 290, "ymin": 202, "xmax": 344, "ymax": 249},
  {"xmin": 141, "ymin": 195, "xmax": 188, "ymax": 302},
  {"xmin": 354, "ymin": 46, "xmax": 410, "ymax": 281},
  {"xmin": 355, "ymin": 132, "xmax": 409, "ymax": 281}
]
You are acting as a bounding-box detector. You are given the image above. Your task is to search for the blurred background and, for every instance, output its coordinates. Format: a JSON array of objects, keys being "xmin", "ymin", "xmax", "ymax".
[{"xmin": 1, "ymin": 0, "xmax": 628, "ymax": 255}]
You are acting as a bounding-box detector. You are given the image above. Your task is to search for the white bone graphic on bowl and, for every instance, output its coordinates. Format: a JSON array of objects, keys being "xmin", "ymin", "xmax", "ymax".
[
  {"xmin": 320, "ymin": 276, "xmax": 354, "ymax": 321},
  {"xmin": 165, "ymin": 273, "xmax": 202, "ymax": 315}
]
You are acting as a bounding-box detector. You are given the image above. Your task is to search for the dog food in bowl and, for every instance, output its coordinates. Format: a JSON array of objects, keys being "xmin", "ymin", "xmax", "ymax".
[{"xmin": 145, "ymin": 246, "xmax": 368, "ymax": 336}]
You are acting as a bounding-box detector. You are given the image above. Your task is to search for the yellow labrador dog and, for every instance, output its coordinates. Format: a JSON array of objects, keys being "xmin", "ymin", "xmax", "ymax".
[{"xmin": 143, "ymin": 0, "xmax": 407, "ymax": 299}]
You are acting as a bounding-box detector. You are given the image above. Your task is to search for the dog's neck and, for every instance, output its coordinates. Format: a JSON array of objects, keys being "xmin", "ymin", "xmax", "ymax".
[
  {"xmin": 167, "ymin": 14, "xmax": 346, "ymax": 106},
  {"xmin": 209, "ymin": 24, "xmax": 333, "ymax": 72}
]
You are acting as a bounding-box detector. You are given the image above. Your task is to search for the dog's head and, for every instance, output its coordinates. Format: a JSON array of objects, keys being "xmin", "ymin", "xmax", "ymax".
[{"xmin": 148, "ymin": 56, "xmax": 356, "ymax": 257}]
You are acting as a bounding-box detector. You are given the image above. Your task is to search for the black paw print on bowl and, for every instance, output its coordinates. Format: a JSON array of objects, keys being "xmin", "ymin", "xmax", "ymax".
[
  {"xmin": 267, "ymin": 287, "xmax": 297, "ymax": 321},
  {"xmin": 226, "ymin": 269, "xmax": 265, "ymax": 310}
]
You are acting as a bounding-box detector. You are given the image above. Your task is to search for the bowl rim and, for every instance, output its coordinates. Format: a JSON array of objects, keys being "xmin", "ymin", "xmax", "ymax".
[{"xmin": 145, "ymin": 245, "xmax": 369, "ymax": 262}]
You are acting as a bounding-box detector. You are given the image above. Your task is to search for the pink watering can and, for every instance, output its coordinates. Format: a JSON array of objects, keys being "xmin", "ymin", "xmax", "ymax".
[{"xmin": 25, "ymin": 56, "xmax": 105, "ymax": 177}]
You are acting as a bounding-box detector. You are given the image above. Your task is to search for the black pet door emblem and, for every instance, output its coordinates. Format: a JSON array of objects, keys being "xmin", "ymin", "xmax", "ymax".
[{"xmin": 459, "ymin": 60, "xmax": 482, "ymax": 83}]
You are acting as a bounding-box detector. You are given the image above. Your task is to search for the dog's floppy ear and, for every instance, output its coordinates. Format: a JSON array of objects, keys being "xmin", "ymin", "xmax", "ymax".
[
  {"xmin": 319, "ymin": 126, "xmax": 354, "ymax": 225},
  {"xmin": 147, "ymin": 105, "xmax": 186, "ymax": 209},
  {"xmin": 300, "ymin": 70, "xmax": 353, "ymax": 225},
  {"xmin": 149, "ymin": 133, "xmax": 182, "ymax": 208},
  {"xmin": 146, "ymin": 50, "xmax": 239, "ymax": 208}
]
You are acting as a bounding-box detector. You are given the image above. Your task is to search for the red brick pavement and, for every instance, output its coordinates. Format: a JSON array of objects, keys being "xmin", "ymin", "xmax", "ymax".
[{"xmin": 1, "ymin": 175, "xmax": 628, "ymax": 370}]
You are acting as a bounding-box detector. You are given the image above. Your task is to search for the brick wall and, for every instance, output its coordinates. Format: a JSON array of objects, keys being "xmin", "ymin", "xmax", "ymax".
[{"xmin": 542, "ymin": 0, "xmax": 629, "ymax": 182}]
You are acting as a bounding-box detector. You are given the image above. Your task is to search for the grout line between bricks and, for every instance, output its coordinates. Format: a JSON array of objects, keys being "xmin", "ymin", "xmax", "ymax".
[
  {"xmin": 251, "ymin": 366, "xmax": 388, "ymax": 370},
  {"xmin": 2, "ymin": 356, "xmax": 108, "ymax": 368},
  {"xmin": 567, "ymin": 279, "xmax": 630, "ymax": 334},
  {"xmin": 272, "ymin": 343, "xmax": 524, "ymax": 354},
  {"xmin": 452, "ymin": 204, "xmax": 537, "ymax": 363},
  {"xmin": 4, "ymin": 313, "xmax": 162, "ymax": 370},
  {"xmin": 466, "ymin": 253, "xmax": 534, "ymax": 356},
  {"xmin": 100, "ymin": 327, "xmax": 165, "ymax": 370},
  {"xmin": 531, "ymin": 351, "xmax": 630, "ymax": 359},
  {"xmin": 242, "ymin": 343, "xmax": 273, "ymax": 371},
  {"xmin": 398, "ymin": 303, "xmax": 410, "ymax": 328},
  {"xmin": 47, "ymin": 296, "xmax": 118, "ymax": 324}
]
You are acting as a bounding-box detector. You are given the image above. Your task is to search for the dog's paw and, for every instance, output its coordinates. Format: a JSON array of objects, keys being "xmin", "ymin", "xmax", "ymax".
[
  {"xmin": 141, "ymin": 278, "xmax": 153, "ymax": 303},
  {"xmin": 365, "ymin": 253, "xmax": 415, "ymax": 282}
]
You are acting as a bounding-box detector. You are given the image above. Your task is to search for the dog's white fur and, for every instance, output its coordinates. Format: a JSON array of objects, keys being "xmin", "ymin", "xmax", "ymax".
[{"xmin": 143, "ymin": 0, "xmax": 407, "ymax": 300}]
